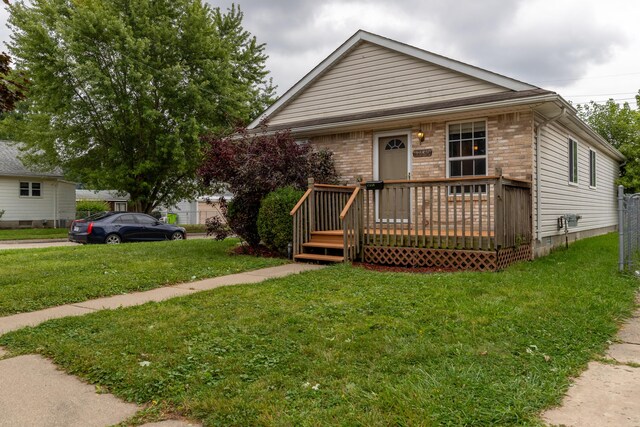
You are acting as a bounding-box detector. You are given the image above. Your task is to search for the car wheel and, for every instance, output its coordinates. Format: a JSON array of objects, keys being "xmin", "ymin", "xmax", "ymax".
[
  {"xmin": 171, "ymin": 231, "xmax": 185, "ymax": 240},
  {"xmin": 104, "ymin": 234, "xmax": 122, "ymax": 244}
]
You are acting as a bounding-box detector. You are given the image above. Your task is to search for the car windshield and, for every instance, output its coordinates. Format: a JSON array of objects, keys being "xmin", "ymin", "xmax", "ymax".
[{"xmin": 82, "ymin": 211, "xmax": 114, "ymax": 221}]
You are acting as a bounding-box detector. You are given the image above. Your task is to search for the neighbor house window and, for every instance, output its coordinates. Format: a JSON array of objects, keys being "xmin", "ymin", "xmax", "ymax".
[
  {"xmin": 589, "ymin": 149, "xmax": 597, "ymax": 188},
  {"xmin": 569, "ymin": 138, "xmax": 578, "ymax": 184},
  {"xmin": 448, "ymin": 120, "xmax": 487, "ymax": 193},
  {"xmin": 19, "ymin": 182, "xmax": 42, "ymax": 197}
]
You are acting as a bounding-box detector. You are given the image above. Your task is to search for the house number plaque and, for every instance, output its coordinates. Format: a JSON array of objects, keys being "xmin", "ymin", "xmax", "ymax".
[{"xmin": 413, "ymin": 148, "xmax": 433, "ymax": 157}]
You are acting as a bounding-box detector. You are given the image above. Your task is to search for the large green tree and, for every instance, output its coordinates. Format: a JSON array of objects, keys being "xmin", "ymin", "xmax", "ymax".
[
  {"xmin": 578, "ymin": 92, "xmax": 640, "ymax": 192},
  {"xmin": 7, "ymin": 0, "xmax": 274, "ymax": 212}
]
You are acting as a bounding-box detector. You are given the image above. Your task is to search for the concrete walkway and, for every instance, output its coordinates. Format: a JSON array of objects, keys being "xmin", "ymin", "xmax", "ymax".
[
  {"xmin": 0, "ymin": 263, "xmax": 323, "ymax": 426},
  {"xmin": 543, "ymin": 295, "xmax": 640, "ymax": 427}
]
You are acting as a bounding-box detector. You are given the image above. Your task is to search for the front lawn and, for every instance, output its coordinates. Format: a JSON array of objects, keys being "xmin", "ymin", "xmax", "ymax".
[
  {"xmin": 0, "ymin": 228, "xmax": 69, "ymax": 241},
  {"xmin": 0, "ymin": 239, "xmax": 286, "ymax": 316},
  {"xmin": 1, "ymin": 233, "xmax": 637, "ymax": 426}
]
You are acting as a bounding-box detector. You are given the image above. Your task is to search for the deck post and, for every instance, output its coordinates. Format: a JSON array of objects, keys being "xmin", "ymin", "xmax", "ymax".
[
  {"xmin": 308, "ymin": 177, "xmax": 315, "ymax": 233},
  {"xmin": 494, "ymin": 176, "xmax": 505, "ymax": 249}
]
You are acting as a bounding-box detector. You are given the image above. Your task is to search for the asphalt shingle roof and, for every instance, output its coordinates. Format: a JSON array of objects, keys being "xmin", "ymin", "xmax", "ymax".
[{"xmin": 0, "ymin": 140, "xmax": 64, "ymax": 178}]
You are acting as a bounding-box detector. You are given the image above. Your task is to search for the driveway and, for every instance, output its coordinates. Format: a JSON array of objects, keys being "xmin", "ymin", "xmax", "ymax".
[{"xmin": 0, "ymin": 234, "xmax": 208, "ymax": 250}]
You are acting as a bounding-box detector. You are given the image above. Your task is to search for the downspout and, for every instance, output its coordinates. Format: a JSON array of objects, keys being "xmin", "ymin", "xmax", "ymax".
[{"xmin": 535, "ymin": 107, "xmax": 566, "ymax": 242}]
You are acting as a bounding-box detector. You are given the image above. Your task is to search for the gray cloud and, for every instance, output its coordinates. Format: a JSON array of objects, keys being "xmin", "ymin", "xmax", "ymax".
[
  {"xmin": 416, "ymin": 0, "xmax": 625, "ymax": 87},
  {"xmin": 0, "ymin": 1, "xmax": 628, "ymax": 94},
  {"xmin": 208, "ymin": 0, "xmax": 626, "ymax": 93}
]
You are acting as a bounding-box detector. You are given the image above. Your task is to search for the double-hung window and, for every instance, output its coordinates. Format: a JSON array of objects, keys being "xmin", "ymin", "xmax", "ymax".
[
  {"xmin": 448, "ymin": 120, "xmax": 487, "ymax": 194},
  {"xmin": 568, "ymin": 138, "xmax": 578, "ymax": 184},
  {"xmin": 19, "ymin": 182, "xmax": 42, "ymax": 197},
  {"xmin": 589, "ymin": 149, "xmax": 597, "ymax": 188}
]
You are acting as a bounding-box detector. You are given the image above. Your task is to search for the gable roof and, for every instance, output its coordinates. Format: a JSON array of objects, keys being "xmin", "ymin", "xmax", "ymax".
[
  {"xmin": 0, "ymin": 141, "xmax": 64, "ymax": 178},
  {"xmin": 249, "ymin": 30, "xmax": 539, "ymax": 129}
]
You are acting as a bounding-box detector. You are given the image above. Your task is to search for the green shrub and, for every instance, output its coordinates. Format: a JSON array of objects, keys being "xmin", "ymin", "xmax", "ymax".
[
  {"xmin": 258, "ymin": 187, "xmax": 304, "ymax": 255},
  {"xmin": 76, "ymin": 200, "xmax": 109, "ymax": 218}
]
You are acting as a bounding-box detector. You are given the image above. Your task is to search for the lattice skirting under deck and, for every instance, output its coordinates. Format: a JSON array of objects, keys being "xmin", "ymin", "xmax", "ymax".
[
  {"xmin": 495, "ymin": 245, "xmax": 532, "ymax": 270},
  {"xmin": 363, "ymin": 244, "xmax": 531, "ymax": 271}
]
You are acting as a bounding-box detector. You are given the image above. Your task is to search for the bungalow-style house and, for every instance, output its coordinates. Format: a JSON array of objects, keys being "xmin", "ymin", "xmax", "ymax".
[
  {"xmin": 250, "ymin": 30, "xmax": 624, "ymax": 270},
  {"xmin": 0, "ymin": 141, "xmax": 76, "ymax": 228}
]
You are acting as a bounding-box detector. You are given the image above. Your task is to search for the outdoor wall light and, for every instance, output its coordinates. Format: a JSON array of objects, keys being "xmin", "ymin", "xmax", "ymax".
[{"xmin": 417, "ymin": 129, "xmax": 425, "ymax": 143}]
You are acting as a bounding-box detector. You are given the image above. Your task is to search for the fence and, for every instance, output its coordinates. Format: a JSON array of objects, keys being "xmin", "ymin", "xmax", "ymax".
[{"xmin": 618, "ymin": 185, "xmax": 640, "ymax": 271}]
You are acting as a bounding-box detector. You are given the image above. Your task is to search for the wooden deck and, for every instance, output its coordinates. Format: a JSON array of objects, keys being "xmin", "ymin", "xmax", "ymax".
[{"xmin": 291, "ymin": 177, "xmax": 532, "ymax": 270}]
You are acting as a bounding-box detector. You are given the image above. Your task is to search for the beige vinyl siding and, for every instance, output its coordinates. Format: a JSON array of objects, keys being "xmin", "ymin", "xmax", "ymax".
[
  {"xmin": 536, "ymin": 121, "xmax": 618, "ymax": 238},
  {"xmin": 0, "ymin": 177, "xmax": 75, "ymax": 222},
  {"xmin": 269, "ymin": 42, "xmax": 509, "ymax": 125}
]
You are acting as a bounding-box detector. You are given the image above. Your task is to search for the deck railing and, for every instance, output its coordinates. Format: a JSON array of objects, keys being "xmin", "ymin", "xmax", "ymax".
[
  {"xmin": 340, "ymin": 186, "xmax": 363, "ymax": 261},
  {"xmin": 362, "ymin": 176, "xmax": 531, "ymax": 251},
  {"xmin": 291, "ymin": 179, "xmax": 363, "ymax": 260},
  {"xmin": 292, "ymin": 176, "xmax": 531, "ymax": 262}
]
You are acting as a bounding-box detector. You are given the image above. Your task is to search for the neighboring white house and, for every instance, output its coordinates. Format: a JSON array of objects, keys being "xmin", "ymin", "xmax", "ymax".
[{"xmin": 0, "ymin": 141, "xmax": 76, "ymax": 228}]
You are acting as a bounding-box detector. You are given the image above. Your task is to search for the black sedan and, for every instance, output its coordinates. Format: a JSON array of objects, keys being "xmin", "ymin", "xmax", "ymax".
[{"xmin": 69, "ymin": 212, "xmax": 187, "ymax": 244}]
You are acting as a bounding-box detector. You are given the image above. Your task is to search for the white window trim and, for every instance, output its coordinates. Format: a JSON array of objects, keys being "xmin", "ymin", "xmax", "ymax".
[
  {"xmin": 19, "ymin": 181, "xmax": 43, "ymax": 198},
  {"xmin": 589, "ymin": 148, "xmax": 597, "ymax": 189},
  {"xmin": 445, "ymin": 118, "xmax": 489, "ymax": 195},
  {"xmin": 568, "ymin": 138, "xmax": 579, "ymax": 186}
]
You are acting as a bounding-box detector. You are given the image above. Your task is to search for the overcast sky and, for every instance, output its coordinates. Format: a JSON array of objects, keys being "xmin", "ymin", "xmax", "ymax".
[{"xmin": 1, "ymin": 0, "xmax": 638, "ymax": 107}]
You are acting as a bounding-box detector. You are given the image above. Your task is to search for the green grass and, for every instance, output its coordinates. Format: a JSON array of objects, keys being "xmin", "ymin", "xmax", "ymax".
[
  {"xmin": 0, "ymin": 239, "xmax": 286, "ymax": 315},
  {"xmin": 1, "ymin": 234, "xmax": 637, "ymax": 426},
  {"xmin": 0, "ymin": 228, "xmax": 69, "ymax": 241}
]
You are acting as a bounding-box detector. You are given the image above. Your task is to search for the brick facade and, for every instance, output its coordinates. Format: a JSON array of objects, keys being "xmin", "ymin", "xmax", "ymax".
[
  {"xmin": 308, "ymin": 110, "xmax": 534, "ymax": 183},
  {"xmin": 310, "ymin": 131, "xmax": 374, "ymax": 184}
]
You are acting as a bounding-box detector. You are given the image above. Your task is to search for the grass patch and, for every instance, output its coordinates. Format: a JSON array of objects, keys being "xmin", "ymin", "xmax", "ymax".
[
  {"xmin": 1, "ymin": 233, "xmax": 638, "ymax": 426},
  {"xmin": 0, "ymin": 228, "xmax": 69, "ymax": 241},
  {"xmin": 0, "ymin": 239, "xmax": 286, "ymax": 315}
]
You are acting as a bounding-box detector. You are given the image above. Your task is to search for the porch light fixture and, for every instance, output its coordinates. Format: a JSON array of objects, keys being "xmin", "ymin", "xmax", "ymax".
[{"xmin": 417, "ymin": 129, "xmax": 425, "ymax": 143}]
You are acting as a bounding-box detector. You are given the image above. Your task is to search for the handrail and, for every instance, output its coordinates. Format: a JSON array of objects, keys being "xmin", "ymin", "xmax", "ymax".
[
  {"xmin": 314, "ymin": 183, "xmax": 358, "ymax": 190},
  {"xmin": 290, "ymin": 188, "xmax": 313, "ymax": 216},
  {"xmin": 340, "ymin": 187, "xmax": 361, "ymax": 220}
]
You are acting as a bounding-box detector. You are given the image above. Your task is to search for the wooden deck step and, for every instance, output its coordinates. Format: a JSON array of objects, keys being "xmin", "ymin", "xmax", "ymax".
[
  {"xmin": 302, "ymin": 242, "xmax": 345, "ymax": 250},
  {"xmin": 294, "ymin": 253, "xmax": 344, "ymax": 263},
  {"xmin": 309, "ymin": 230, "xmax": 343, "ymax": 244},
  {"xmin": 311, "ymin": 230, "xmax": 343, "ymax": 236}
]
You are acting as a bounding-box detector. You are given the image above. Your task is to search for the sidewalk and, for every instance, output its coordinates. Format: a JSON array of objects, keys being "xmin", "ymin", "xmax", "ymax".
[
  {"xmin": 0, "ymin": 262, "xmax": 323, "ymax": 427},
  {"xmin": 543, "ymin": 294, "xmax": 640, "ymax": 427}
]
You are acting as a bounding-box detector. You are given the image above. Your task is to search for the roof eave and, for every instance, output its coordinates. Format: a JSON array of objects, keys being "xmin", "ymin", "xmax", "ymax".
[{"xmin": 276, "ymin": 93, "xmax": 559, "ymax": 135}]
